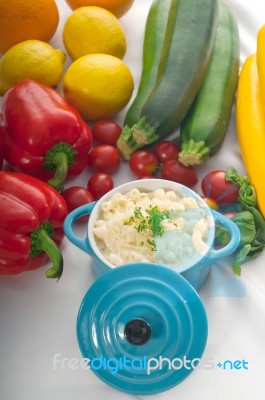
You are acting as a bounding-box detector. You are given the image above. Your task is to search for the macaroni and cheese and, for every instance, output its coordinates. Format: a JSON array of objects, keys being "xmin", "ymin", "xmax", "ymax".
[{"xmin": 93, "ymin": 188, "xmax": 211, "ymax": 270}]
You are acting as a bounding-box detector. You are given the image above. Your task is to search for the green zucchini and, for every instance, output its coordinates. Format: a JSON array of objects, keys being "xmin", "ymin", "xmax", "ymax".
[
  {"xmin": 118, "ymin": 0, "xmax": 176, "ymax": 158},
  {"xmin": 117, "ymin": 0, "xmax": 219, "ymax": 159},
  {"xmin": 124, "ymin": 0, "xmax": 173, "ymax": 128},
  {"xmin": 178, "ymin": 0, "xmax": 240, "ymax": 166}
]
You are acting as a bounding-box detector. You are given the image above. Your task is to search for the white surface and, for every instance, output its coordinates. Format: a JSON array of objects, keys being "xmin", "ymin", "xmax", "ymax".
[{"xmin": 1, "ymin": 0, "xmax": 265, "ymax": 399}]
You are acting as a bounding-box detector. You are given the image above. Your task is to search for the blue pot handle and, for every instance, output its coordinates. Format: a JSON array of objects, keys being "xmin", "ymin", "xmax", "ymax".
[
  {"xmin": 63, "ymin": 202, "xmax": 96, "ymax": 255},
  {"xmin": 206, "ymin": 209, "xmax": 241, "ymax": 262}
]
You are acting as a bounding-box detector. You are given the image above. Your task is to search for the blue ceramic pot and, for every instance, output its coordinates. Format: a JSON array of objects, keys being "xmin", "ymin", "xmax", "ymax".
[{"xmin": 64, "ymin": 179, "xmax": 240, "ymax": 291}]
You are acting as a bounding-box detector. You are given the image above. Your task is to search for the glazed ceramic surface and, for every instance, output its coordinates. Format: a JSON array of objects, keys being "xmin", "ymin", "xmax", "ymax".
[{"xmin": 64, "ymin": 179, "xmax": 240, "ymax": 290}]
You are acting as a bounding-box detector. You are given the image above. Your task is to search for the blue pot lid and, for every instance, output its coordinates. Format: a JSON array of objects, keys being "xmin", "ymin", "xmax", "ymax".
[{"xmin": 76, "ymin": 262, "xmax": 208, "ymax": 395}]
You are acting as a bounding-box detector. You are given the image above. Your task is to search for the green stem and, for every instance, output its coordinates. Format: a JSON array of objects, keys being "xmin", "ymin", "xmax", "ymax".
[
  {"xmin": 44, "ymin": 142, "xmax": 77, "ymax": 192},
  {"xmin": 30, "ymin": 222, "xmax": 63, "ymax": 280},
  {"xmin": 116, "ymin": 125, "xmax": 144, "ymax": 160},
  {"xmin": 40, "ymin": 231, "xmax": 63, "ymax": 280},
  {"xmin": 131, "ymin": 117, "xmax": 159, "ymax": 145},
  {"xmin": 178, "ymin": 139, "xmax": 210, "ymax": 166},
  {"xmin": 47, "ymin": 152, "xmax": 69, "ymax": 192},
  {"xmin": 117, "ymin": 118, "xmax": 160, "ymax": 159}
]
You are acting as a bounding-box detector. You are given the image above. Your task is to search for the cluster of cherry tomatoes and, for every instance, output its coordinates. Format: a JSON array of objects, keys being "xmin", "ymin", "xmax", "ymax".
[
  {"xmin": 62, "ymin": 118, "xmax": 121, "ymax": 213},
  {"xmin": 62, "ymin": 118, "xmax": 240, "ymax": 216},
  {"xmin": 129, "ymin": 142, "xmax": 197, "ymax": 185}
]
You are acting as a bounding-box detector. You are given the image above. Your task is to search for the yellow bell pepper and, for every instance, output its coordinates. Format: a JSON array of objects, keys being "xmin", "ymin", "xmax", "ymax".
[
  {"xmin": 257, "ymin": 24, "xmax": 265, "ymax": 104},
  {"xmin": 236, "ymin": 53, "xmax": 265, "ymax": 218}
]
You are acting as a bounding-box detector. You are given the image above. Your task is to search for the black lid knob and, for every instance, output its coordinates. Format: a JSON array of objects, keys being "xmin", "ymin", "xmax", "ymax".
[{"xmin": 124, "ymin": 318, "xmax": 151, "ymax": 346}]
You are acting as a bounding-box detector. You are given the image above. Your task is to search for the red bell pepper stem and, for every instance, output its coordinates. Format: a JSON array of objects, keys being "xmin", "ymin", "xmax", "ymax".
[
  {"xmin": 30, "ymin": 222, "xmax": 63, "ymax": 280},
  {"xmin": 44, "ymin": 142, "xmax": 77, "ymax": 192},
  {"xmin": 41, "ymin": 232, "xmax": 63, "ymax": 280},
  {"xmin": 47, "ymin": 152, "xmax": 69, "ymax": 192}
]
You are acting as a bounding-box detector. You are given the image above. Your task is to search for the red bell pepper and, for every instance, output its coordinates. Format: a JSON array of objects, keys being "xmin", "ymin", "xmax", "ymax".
[
  {"xmin": 2, "ymin": 79, "xmax": 93, "ymax": 191},
  {"xmin": 0, "ymin": 171, "xmax": 68, "ymax": 279},
  {"xmin": 0, "ymin": 113, "xmax": 4, "ymax": 169}
]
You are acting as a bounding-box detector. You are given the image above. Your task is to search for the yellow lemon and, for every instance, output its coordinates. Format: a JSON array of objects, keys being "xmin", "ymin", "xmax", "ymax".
[
  {"xmin": 63, "ymin": 6, "xmax": 127, "ymax": 60},
  {"xmin": 0, "ymin": 40, "xmax": 66, "ymax": 96},
  {"xmin": 63, "ymin": 53, "xmax": 134, "ymax": 121}
]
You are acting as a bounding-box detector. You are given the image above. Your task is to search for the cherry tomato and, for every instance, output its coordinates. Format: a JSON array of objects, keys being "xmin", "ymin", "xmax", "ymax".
[
  {"xmin": 154, "ymin": 140, "xmax": 180, "ymax": 163},
  {"xmin": 129, "ymin": 150, "xmax": 159, "ymax": 178},
  {"xmin": 62, "ymin": 186, "xmax": 95, "ymax": 221},
  {"xmin": 87, "ymin": 173, "xmax": 114, "ymax": 199},
  {"xmin": 92, "ymin": 118, "xmax": 122, "ymax": 145},
  {"xmin": 201, "ymin": 170, "xmax": 239, "ymax": 204},
  {"xmin": 87, "ymin": 144, "xmax": 121, "ymax": 174},
  {"xmin": 161, "ymin": 159, "xmax": 198, "ymax": 187}
]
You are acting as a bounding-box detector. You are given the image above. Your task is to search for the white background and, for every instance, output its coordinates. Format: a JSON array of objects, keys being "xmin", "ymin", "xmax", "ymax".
[{"xmin": 1, "ymin": 0, "xmax": 265, "ymax": 399}]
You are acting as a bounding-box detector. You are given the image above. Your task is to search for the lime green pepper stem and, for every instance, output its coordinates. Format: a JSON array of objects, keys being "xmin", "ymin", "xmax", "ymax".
[
  {"xmin": 30, "ymin": 222, "xmax": 63, "ymax": 280},
  {"xmin": 44, "ymin": 142, "xmax": 77, "ymax": 192},
  {"xmin": 38, "ymin": 229, "xmax": 63, "ymax": 280},
  {"xmin": 47, "ymin": 152, "xmax": 69, "ymax": 192}
]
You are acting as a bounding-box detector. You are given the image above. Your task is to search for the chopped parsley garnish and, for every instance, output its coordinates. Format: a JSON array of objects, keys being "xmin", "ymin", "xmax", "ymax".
[
  {"xmin": 136, "ymin": 219, "xmax": 148, "ymax": 233},
  {"xmin": 134, "ymin": 207, "xmax": 143, "ymax": 218},
  {"xmin": 124, "ymin": 206, "xmax": 172, "ymax": 251},
  {"xmin": 147, "ymin": 206, "xmax": 170, "ymax": 237},
  {"xmin": 147, "ymin": 239, "xmax": 156, "ymax": 251}
]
